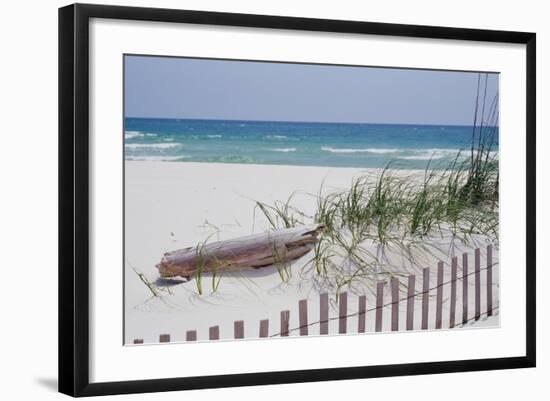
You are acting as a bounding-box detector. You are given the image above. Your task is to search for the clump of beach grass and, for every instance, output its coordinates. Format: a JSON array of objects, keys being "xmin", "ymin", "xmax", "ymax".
[
  {"xmin": 193, "ymin": 232, "xmax": 227, "ymax": 295},
  {"xmin": 130, "ymin": 264, "xmax": 173, "ymax": 298},
  {"xmin": 306, "ymin": 149, "xmax": 497, "ymax": 295},
  {"xmin": 254, "ymin": 193, "xmax": 306, "ymax": 230}
]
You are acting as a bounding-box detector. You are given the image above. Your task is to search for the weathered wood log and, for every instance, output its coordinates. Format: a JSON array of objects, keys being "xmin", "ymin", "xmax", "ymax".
[{"xmin": 156, "ymin": 224, "xmax": 324, "ymax": 278}]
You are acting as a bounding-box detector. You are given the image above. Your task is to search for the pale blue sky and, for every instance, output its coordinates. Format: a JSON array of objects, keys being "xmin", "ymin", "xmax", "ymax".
[{"xmin": 124, "ymin": 55, "xmax": 499, "ymax": 125}]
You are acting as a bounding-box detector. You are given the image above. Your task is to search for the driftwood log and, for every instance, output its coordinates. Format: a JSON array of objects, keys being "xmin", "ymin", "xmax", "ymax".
[{"xmin": 157, "ymin": 224, "xmax": 324, "ymax": 278}]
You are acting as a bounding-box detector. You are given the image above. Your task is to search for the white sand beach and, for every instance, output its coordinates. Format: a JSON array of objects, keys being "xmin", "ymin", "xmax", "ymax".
[{"xmin": 124, "ymin": 161, "xmax": 499, "ymax": 344}]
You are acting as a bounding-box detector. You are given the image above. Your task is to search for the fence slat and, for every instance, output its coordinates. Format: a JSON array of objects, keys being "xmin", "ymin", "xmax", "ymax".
[
  {"xmin": 133, "ymin": 339, "xmax": 144, "ymax": 344},
  {"xmin": 475, "ymin": 248, "xmax": 481, "ymax": 320},
  {"xmin": 259, "ymin": 319, "xmax": 269, "ymax": 338},
  {"xmin": 320, "ymin": 293, "xmax": 329, "ymax": 335},
  {"xmin": 281, "ymin": 310, "xmax": 290, "ymax": 336},
  {"xmin": 209, "ymin": 326, "xmax": 219, "ymax": 340},
  {"xmin": 462, "ymin": 253, "xmax": 469, "ymax": 325},
  {"xmin": 391, "ymin": 278, "xmax": 399, "ymax": 331},
  {"xmin": 436, "ymin": 262, "xmax": 444, "ymax": 329},
  {"xmin": 406, "ymin": 275, "xmax": 415, "ymax": 331},
  {"xmin": 358, "ymin": 295, "xmax": 366, "ymax": 333},
  {"xmin": 339, "ymin": 292, "xmax": 348, "ymax": 334},
  {"xmin": 186, "ymin": 330, "xmax": 197, "ymax": 341},
  {"xmin": 450, "ymin": 257, "xmax": 458, "ymax": 328},
  {"xmin": 234, "ymin": 320, "xmax": 244, "ymax": 339},
  {"xmin": 421, "ymin": 268, "xmax": 430, "ymax": 330},
  {"xmin": 375, "ymin": 281, "xmax": 384, "ymax": 332},
  {"xmin": 487, "ymin": 244, "xmax": 493, "ymax": 316},
  {"xmin": 159, "ymin": 334, "xmax": 170, "ymax": 343},
  {"xmin": 299, "ymin": 299, "xmax": 308, "ymax": 336}
]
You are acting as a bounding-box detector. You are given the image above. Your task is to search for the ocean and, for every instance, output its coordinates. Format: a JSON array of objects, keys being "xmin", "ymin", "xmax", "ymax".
[{"xmin": 124, "ymin": 118, "xmax": 498, "ymax": 169}]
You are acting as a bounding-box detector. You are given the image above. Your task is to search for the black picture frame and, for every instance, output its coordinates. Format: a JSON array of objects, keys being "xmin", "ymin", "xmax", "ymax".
[{"xmin": 58, "ymin": 3, "xmax": 536, "ymax": 397}]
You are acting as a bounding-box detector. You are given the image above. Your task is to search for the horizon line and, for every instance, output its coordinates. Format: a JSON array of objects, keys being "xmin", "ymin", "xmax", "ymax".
[{"xmin": 124, "ymin": 116, "xmax": 498, "ymax": 128}]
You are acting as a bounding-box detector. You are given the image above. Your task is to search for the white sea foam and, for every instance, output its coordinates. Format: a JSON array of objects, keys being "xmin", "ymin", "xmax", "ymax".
[
  {"xmin": 320, "ymin": 146, "xmax": 499, "ymax": 162},
  {"xmin": 126, "ymin": 155, "xmax": 189, "ymax": 161},
  {"xmin": 396, "ymin": 149, "xmax": 463, "ymax": 160},
  {"xmin": 397, "ymin": 154, "xmax": 444, "ymax": 160},
  {"xmin": 363, "ymin": 148, "xmax": 400, "ymax": 154},
  {"xmin": 124, "ymin": 131, "xmax": 144, "ymax": 139},
  {"xmin": 321, "ymin": 147, "xmax": 399, "ymax": 154},
  {"xmin": 206, "ymin": 135, "xmax": 222, "ymax": 138},
  {"xmin": 421, "ymin": 148, "xmax": 462, "ymax": 154},
  {"xmin": 266, "ymin": 135, "xmax": 288, "ymax": 140},
  {"xmin": 125, "ymin": 131, "xmax": 158, "ymax": 139},
  {"xmin": 320, "ymin": 146, "xmax": 485, "ymax": 160},
  {"xmin": 125, "ymin": 143, "xmax": 181, "ymax": 149},
  {"xmin": 269, "ymin": 148, "xmax": 297, "ymax": 153}
]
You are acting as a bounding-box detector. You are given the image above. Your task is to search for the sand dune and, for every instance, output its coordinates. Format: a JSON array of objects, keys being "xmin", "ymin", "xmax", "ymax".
[{"xmin": 124, "ymin": 161, "xmax": 499, "ymax": 344}]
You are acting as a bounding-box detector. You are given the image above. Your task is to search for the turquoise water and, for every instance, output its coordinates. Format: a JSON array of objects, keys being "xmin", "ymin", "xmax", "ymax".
[{"xmin": 124, "ymin": 118, "xmax": 498, "ymax": 169}]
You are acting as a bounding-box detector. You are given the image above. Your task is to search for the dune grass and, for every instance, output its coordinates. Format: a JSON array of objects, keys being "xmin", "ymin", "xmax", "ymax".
[{"xmin": 301, "ymin": 147, "xmax": 497, "ymax": 295}]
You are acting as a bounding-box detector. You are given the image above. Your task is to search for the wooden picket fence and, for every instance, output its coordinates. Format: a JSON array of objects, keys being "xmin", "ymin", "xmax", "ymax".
[{"xmin": 132, "ymin": 244, "xmax": 498, "ymax": 344}]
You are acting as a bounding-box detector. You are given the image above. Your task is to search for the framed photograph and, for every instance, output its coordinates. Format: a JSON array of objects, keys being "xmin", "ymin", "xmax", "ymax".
[{"xmin": 58, "ymin": 3, "xmax": 536, "ymax": 397}]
